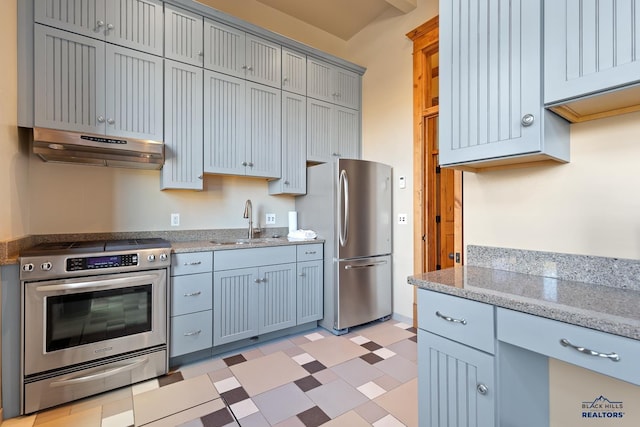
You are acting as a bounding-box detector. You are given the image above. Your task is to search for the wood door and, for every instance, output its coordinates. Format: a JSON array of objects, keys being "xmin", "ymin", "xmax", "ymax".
[{"xmin": 408, "ymin": 17, "xmax": 463, "ymax": 327}]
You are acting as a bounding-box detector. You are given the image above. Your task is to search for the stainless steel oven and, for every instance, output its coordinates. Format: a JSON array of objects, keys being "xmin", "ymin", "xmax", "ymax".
[{"xmin": 19, "ymin": 239, "xmax": 171, "ymax": 414}]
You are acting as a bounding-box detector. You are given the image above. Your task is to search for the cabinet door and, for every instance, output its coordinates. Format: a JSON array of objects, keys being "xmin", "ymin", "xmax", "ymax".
[
  {"xmin": 105, "ymin": 0, "xmax": 163, "ymax": 55},
  {"xmin": 332, "ymin": 68, "xmax": 360, "ymax": 109},
  {"xmin": 34, "ymin": 25, "xmax": 106, "ymax": 135},
  {"xmin": 269, "ymin": 92, "xmax": 306, "ymax": 195},
  {"xmin": 257, "ymin": 263, "xmax": 296, "ymax": 334},
  {"xmin": 170, "ymin": 310, "xmax": 213, "ymax": 357},
  {"xmin": 213, "ymin": 267, "xmax": 259, "ymax": 346},
  {"xmin": 282, "ymin": 48, "xmax": 306, "ymax": 95},
  {"xmin": 306, "ymin": 98, "xmax": 333, "ymax": 163},
  {"xmin": 307, "ymin": 58, "xmax": 333, "ymax": 103},
  {"xmin": 35, "ymin": 0, "xmax": 106, "ymax": 40},
  {"xmin": 164, "ymin": 4, "xmax": 204, "ymax": 67},
  {"xmin": 439, "ymin": 0, "xmax": 543, "ymax": 166},
  {"xmin": 419, "ymin": 330, "xmax": 495, "ymax": 427},
  {"xmin": 545, "ymin": 0, "xmax": 640, "ymax": 104},
  {"xmin": 105, "ymin": 44, "xmax": 163, "ymax": 141},
  {"xmin": 297, "ymin": 260, "xmax": 323, "ymax": 324},
  {"xmin": 162, "ymin": 60, "xmax": 204, "ymax": 190},
  {"xmin": 203, "ymin": 71, "xmax": 246, "ymax": 175},
  {"xmin": 245, "ymin": 34, "xmax": 281, "ymax": 88},
  {"xmin": 203, "ymin": 19, "xmax": 245, "ymax": 77},
  {"xmin": 333, "ymin": 106, "xmax": 360, "ymax": 159},
  {"xmin": 245, "ymin": 82, "xmax": 281, "ymax": 178}
]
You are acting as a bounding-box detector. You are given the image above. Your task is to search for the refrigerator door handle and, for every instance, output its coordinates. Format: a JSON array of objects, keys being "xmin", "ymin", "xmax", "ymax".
[
  {"xmin": 339, "ymin": 169, "xmax": 349, "ymax": 247},
  {"xmin": 344, "ymin": 260, "xmax": 388, "ymax": 270}
]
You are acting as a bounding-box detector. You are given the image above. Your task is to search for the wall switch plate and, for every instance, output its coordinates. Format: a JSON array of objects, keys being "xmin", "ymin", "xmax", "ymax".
[
  {"xmin": 171, "ymin": 213, "xmax": 180, "ymax": 227},
  {"xmin": 399, "ymin": 175, "xmax": 406, "ymax": 189},
  {"xmin": 265, "ymin": 213, "xmax": 276, "ymax": 225},
  {"xmin": 398, "ymin": 213, "xmax": 408, "ymax": 224}
]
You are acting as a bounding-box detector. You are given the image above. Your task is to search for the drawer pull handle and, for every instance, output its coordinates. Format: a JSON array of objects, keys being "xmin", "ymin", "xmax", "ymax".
[
  {"xmin": 305, "ymin": 251, "xmax": 317, "ymax": 255},
  {"xmin": 184, "ymin": 330, "xmax": 202, "ymax": 337},
  {"xmin": 435, "ymin": 311, "xmax": 467, "ymax": 325},
  {"xmin": 184, "ymin": 261, "xmax": 202, "ymax": 266},
  {"xmin": 183, "ymin": 291, "xmax": 202, "ymax": 297},
  {"xmin": 559, "ymin": 338, "xmax": 620, "ymax": 362}
]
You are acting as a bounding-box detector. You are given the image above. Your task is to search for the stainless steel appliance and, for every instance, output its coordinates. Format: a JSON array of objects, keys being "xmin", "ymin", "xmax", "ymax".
[
  {"xmin": 19, "ymin": 238, "xmax": 171, "ymax": 414},
  {"xmin": 296, "ymin": 159, "xmax": 392, "ymax": 334},
  {"xmin": 31, "ymin": 127, "xmax": 165, "ymax": 169}
]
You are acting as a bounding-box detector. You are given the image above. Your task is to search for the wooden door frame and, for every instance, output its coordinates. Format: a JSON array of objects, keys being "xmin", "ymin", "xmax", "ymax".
[{"xmin": 407, "ymin": 16, "xmax": 463, "ymax": 326}]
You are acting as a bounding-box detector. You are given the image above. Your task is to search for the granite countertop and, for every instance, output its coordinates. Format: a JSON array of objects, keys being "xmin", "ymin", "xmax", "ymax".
[
  {"xmin": 408, "ymin": 266, "xmax": 640, "ymax": 341},
  {"xmin": 171, "ymin": 237, "xmax": 322, "ymax": 253}
]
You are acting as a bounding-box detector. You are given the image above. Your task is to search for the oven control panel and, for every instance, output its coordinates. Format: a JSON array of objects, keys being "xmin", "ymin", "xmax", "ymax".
[{"xmin": 67, "ymin": 253, "xmax": 139, "ymax": 271}]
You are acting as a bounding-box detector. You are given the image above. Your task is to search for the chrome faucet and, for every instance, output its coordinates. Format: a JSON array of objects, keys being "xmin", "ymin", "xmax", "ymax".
[{"xmin": 242, "ymin": 199, "xmax": 253, "ymax": 239}]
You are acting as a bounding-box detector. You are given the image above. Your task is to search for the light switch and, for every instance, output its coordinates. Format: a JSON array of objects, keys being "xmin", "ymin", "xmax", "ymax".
[{"xmin": 399, "ymin": 176, "xmax": 406, "ymax": 189}]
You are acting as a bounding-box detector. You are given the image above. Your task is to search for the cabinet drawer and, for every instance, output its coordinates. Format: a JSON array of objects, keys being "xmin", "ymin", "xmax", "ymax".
[
  {"xmin": 171, "ymin": 252, "xmax": 213, "ymax": 276},
  {"xmin": 498, "ymin": 308, "xmax": 640, "ymax": 385},
  {"xmin": 170, "ymin": 311, "xmax": 213, "ymax": 357},
  {"xmin": 171, "ymin": 272, "xmax": 213, "ymax": 316},
  {"xmin": 418, "ymin": 289, "xmax": 495, "ymax": 354},
  {"xmin": 297, "ymin": 244, "xmax": 323, "ymax": 261},
  {"xmin": 214, "ymin": 246, "xmax": 296, "ymax": 270}
]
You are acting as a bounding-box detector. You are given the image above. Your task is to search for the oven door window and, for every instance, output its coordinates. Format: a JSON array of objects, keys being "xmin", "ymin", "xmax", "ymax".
[{"xmin": 46, "ymin": 284, "xmax": 152, "ymax": 352}]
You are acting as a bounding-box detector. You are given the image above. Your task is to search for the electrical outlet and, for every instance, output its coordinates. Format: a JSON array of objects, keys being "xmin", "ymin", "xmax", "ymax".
[
  {"xmin": 398, "ymin": 213, "xmax": 408, "ymax": 224},
  {"xmin": 171, "ymin": 213, "xmax": 180, "ymax": 227},
  {"xmin": 265, "ymin": 213, "xmax": 276, "ymax": 225}
]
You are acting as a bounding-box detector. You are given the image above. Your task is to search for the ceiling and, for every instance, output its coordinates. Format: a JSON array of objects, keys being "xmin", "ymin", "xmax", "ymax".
[{"xmin": 254, "ymin": 0, "xmax": 417, "ymax": 40}]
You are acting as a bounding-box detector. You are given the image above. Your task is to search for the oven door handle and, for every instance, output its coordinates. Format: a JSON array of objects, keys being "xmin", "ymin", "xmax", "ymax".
[
  {"xmin": 35, "ymin": 274, "xmax": 160, "ymax": 292},
  {"xmin": 49, "ymin": 357, "xmax": 149, "ymax": 388}
]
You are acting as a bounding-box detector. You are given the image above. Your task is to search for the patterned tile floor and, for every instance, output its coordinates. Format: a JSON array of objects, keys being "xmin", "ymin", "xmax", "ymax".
[{"xmin": 3, "ymin": 320, "xmax": 418, "ymax": 427}]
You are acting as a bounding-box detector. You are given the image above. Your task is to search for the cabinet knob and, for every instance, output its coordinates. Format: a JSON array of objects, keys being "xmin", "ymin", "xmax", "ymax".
[
  {"xmin": 198, "ymin": 175, "xmax": 203, "ymax": 180},
  {"xmin": 96, "ymin": 20, "xmax": 105, "ymax": 29},
  {"xmin": 107, "ymin": 118, "xmax": 115, "ymax": 125},
  {"xmin": 106, "ymin": 23, "xmax": 114, "ymax": 32},
  {"xmin": 477, "ymin": 384, "xmax": 488, "ymax": 395},
  {"xmin": 241, "ymin": 161, "xmax": 248, "ymax": 167},
  {"xmin": 283, "ymin": 76, "xmax": 289, "ymax": 83},
  {"xmin": 97, "ymin": 115, "xmax": 105, "ymax": 123},
  {"xmin": 284, "ymin": 180, "xmax": 290, "ymax": 185},
  {"xmin": 197, "ymin": 51, "xmax": 204, "ymax": 57},
  {"xmin": 247, "ymin": 162, "xmax": 254, "ymax": 167},
  {"xmin": 298, "ymin": 273, "xmax": 306, "ymax": 277},
  {"xmin": 521, "ymin": 114, "xmax": 535, "ymax": 127}
]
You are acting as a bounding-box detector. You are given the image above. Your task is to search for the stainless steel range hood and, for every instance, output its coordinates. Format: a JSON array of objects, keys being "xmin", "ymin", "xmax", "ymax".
[{"xmin": 31, "ymin": 128, "xmax": 165, "ymax": 170}]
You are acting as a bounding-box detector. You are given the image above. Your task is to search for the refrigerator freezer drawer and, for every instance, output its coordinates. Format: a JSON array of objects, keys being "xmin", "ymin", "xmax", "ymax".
[{"xmin": 336, "ymin": 255, "xmax": 392, "ymax": 330}]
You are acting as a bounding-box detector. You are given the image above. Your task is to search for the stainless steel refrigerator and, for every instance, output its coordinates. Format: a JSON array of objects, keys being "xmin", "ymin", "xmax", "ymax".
[{"xmin": 296, "ymin": 158, "xmax": 392, "ymax": 334}]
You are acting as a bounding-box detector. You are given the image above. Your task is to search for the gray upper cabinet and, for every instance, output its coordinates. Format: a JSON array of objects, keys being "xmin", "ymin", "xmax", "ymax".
[
  {"xmin": 203, "ymin": 71, "xmax": 281, "ymax": 178},
  {"xmin": 164, "ymin": 4, "xmax": 204, "ymax": 67},
  {"xmin": 282, "ymin": 48, "xmax": 306, "ymax": 95},
  {"xmin": 34, "ymin": 0, "xmax": 163, "ymax": 55},
  {"xmin": 204, "ymin": 19, "xmax": 282, "ymax": 88},
  {"xmin": 439, "ymin": 0, "xmax": 569, "ymax": 170},
  {"xmin": 307, "ymin": 58, "xmax": 360, "ymax": 110},
  {"xmin": 162, "ymin": 60, "xmax": 204, "ymax": 190},
  {"xmin": 544, "ymin": 0, "xmax": 640, "ymax": 122},
  {"xmin": 269, "ymin": 92, "xmax": 306, "ymax": 195},
  {"xmin": 35, "ymin": 24, "xmax": 163, "ymax": 141},
  {"xmin": 307, "ymin": 98, "xmax": 360, "ymax": 163}
]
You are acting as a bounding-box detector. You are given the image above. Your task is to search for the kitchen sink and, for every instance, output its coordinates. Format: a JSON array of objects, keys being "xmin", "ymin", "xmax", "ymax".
[{"xmin": 210, "ymin": 237, "xmax": 283, "ymax": 245}]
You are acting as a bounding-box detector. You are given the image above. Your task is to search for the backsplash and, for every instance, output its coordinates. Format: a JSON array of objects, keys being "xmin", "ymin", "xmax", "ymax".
[{"xmin": 467, "ymin": 245, "xmax": 640, "ymax": 291}]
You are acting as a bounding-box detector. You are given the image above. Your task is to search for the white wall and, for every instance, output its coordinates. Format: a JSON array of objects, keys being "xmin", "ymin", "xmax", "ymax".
[
  {"xmin": 464, "ymin": 111, "xmax": 640, "ymax": 260},
  {"xmin": 0, "ymin": 0, "xmax": 27, "ymax": 241}
]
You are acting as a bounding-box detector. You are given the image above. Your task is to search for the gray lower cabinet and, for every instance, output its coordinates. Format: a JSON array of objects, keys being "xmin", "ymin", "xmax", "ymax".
[
  {"xmin": 162, "ymin": 59, "xmax": 204, "ymax": 190},
  {"xmin": 296, "ymin": 244, "xmax": 323, "ymax": 324},
  {"xmin": 269, "ymin": 91, "xmax": 307, "ymax": 195},
  {"xmin": 307, "ymin": 98, "xmax": 360, "ymax": 163},
  {"xmin": 417, "ymin": 289, "xmax": 496, "ymax": 426},
  {"xmin": 34, "ymin": 24, "xmax": 163, "ymax": 141},
  {"xmin": 439, "ymin": 0, "xmax": 569, "ymax": 170},
  {"xmin": 170, "ymin": 252, "xmax": 214, "ymax": 358},
  {"xmin": 213, "ymin": 246, "xmax": 298, "ymax": 346},
  {"xmin": 203, "ymin": 71, "xmax": 281, "ymax": 178}
]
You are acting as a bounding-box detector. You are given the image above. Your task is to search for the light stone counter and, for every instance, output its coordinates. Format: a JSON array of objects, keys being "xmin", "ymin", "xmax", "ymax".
[
  {"xmin": 408, "ymin": 245, "xmax": 640, "ymax": 341},
  {"xmin": 171, "ymin": 237, "xmax": 322, "ymax": 253}
]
